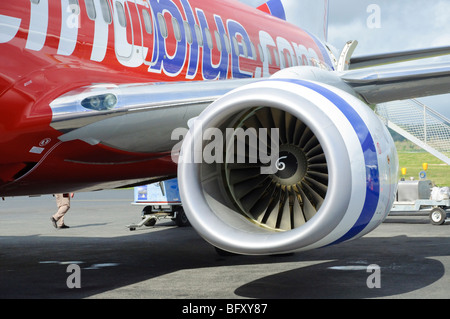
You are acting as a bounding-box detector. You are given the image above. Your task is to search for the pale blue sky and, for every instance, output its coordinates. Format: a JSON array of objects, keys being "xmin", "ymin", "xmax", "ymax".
[{"xmin": 238, "ymin": 0, "xmax": 450, "ymax": 118}]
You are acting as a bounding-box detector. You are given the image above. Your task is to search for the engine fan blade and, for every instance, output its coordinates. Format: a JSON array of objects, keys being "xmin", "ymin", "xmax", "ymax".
[{"xmin": 224, "ymin": 107, "xmax": 328, "ymax": 231}]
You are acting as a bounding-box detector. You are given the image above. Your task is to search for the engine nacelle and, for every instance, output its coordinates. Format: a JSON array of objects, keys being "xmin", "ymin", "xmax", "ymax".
[{"xmin": 178, "ymin": 68, "xmax": 398, "ymax": 255}]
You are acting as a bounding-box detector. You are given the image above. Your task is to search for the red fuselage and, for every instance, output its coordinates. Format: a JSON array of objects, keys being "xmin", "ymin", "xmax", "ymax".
[{"xmin": 0, "ymin": 0, "xmax": 331, "ymax": 196}]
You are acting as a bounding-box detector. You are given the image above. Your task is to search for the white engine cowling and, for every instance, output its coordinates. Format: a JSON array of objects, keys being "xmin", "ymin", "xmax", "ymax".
[{"xmin": 178, "ymin": 68, "xmax": 398, "ymax": 255}]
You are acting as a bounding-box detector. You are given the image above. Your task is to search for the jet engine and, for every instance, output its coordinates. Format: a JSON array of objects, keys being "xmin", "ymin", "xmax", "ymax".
[{"xmin": 178, "ymin": 68, "xmax": 398, "ymax": 255}]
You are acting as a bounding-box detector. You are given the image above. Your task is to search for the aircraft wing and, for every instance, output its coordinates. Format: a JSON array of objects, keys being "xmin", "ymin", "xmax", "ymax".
[
  {"xmin": 336, "ymin": 45, "xmax": 450, "ymax": 104},
  {"xmin": 340, "ymin": 61, "xmax": 450, "ymax": 104},
  {"xmin": 349, "ymin": 45, "xmax": 450, "ymax": 69},
  {"xmin": 53, "ymin": 58, "xmax": 450, "ymax": 147}
]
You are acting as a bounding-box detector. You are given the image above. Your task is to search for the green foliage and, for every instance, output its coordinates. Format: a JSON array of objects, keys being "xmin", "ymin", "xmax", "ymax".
[{"xmin": 396, "ymin": 141, "xmax": 449, "ymax": 186}]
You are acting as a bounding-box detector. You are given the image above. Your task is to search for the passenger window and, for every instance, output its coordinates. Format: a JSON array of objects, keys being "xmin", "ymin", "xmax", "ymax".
[
  {"xmin": 291, "ymin": 53, "xmax": 298, "ymax": 66},
  {"xmin": 68, "ymin": 0, "xmax": 79, "ymax": 7},
  {"xmin": 214, "ymin": 31, "xmax": 222, "ymax": 52},
  {"xmin": 100, "ymin": 0, "xmax": 112, "ymax": 24},
  {"xmin": 232, "ymin": 36, "xmax": 239, "ymax": 56},
  {"xmin": 67, "ymin": 0, "xmax": 80, "ymax": 15},
  {"xmin": 232, "ymin": 36, "xmax": 248, "ymax": 58},
  {"xmin": 142, "ymin": 9, "xmax": 152, "ymax": 34},
  {"xmin": 241, "ymin": 39, "xmax": 248, "ymax": 58},
  {"xmin": 194, "ymin": 25, "xmax": 203, "ymax": 46},
  {"xmin": 223, "ymin": 34, "xmax": 231, "ymax": 54},
  {"xmin": 184, "ymin": 21, "xmax": 192, "ymax": 44},
  {"xmin": 286, "ymin": 53, "xmax": 292, "ymax": 67},
  {"xmin": 274, "ymin": 50, "xmax": 280, "ymax": 67},
  {"xmin": 204, "ymin": 28, "xmax": 213, "ymax": 50},
  {"xmin": 172, "ymin": 17, "xmax": 181, "ymax": 42},
  {"xmin": 266, "ymin": 47, "xmax": 272, "ymax": 64},
  {"xmin": 85, "ymin": 0, "xmax": 96, "ymax": 20},
  {"xmin": 157, "ymin": 13, "xmax": 168, "ymax": 38},
  {"xmin": 258, "ymin": 44, "xmax": 264, "ymax": 62},
  {"xmin": 115, "ymin": 1, "xmax": 126, "ymax": 28},
  {"xmin": 280, "ymin": 53, "xmax": 286, "ymax": 68},
  {"xmin": 250, "ymin": 41, "xmax": 256, "ymax": 60}
]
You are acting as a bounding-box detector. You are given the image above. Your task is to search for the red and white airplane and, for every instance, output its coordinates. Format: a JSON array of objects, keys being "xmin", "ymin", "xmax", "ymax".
[{"xmin": 1, "ymin": 0, "xmax": 449, "ymax": 255}]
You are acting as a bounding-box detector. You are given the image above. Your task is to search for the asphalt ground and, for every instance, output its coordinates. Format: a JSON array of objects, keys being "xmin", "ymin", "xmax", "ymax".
[{"xmin": 1, "ymin": 189, "xmax": 449, "ymax": 302}]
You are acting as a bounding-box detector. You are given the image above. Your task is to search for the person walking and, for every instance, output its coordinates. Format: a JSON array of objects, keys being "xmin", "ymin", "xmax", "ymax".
[{"xmin": 50, "ymin": 193, "xmax": 73, "ymax": 229}]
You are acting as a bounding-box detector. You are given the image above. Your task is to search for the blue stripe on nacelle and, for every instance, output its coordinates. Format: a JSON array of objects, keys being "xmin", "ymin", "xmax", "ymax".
[{"xmin": 271, "ymin": 79, "xmax": 380, "ymax": 243}]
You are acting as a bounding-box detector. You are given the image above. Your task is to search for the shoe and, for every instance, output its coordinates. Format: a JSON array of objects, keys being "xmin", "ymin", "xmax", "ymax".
[
  {"xmin": 58, "ymin": 224, "xmax": 70, "ymax": 229},
  {"xmin": 50, "ymin": 217, "xmax": 58, "ymax": 228}
]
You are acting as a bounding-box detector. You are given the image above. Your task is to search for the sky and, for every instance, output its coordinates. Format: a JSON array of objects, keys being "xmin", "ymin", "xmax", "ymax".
[{"xmin": 238, "ymin": 0, "xmax": 450, "ymax": 119}]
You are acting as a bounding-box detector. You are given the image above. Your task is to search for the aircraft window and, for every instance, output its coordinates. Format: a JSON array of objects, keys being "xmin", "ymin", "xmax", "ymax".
[
  {"xmin": 223, "ymin": 34, "xmax": 231, "ymax": 54},
  {"xmin": 214, "ymin": 31, "xmax": 222, "ymax": 52},
  {"xmin": 286, "ymin": 53, "xmax": 292, "ymax": 67},
  {"xmin": 194, "ymin": 25, "xmax": 203, "ymax": 46},
  {"xmin": 100, "ymin": 0, "xmax": 111, "ymax": 24},
  {"xmin": 172, "ymin": 17, "xmax": 181, "ymax": 42},
  {"xmin": 280, "ymin": 52, "xmax": 286, "ymax": 68},
  {"xmin": 142, "ymin": 9, "xmax": 152, "ymax": 34},
  {"xmin": 157, "ymin": 13, "xmax": 168, "ymax": 38},
  {"xmin": 68, "ymin": 0, "xmax": 79, "ymax": 7},
  {"xmin": 250, "ymin": 41, "xmax": 256, "ymax": 60},
  {"xmin": 232, "ymin": 36, "xmax": 248, "ymax": 58},
  {"xmin": 266, "ymin": 47, "xmax": 272, "ymax": 64},
  {"xmin": 115, "ymin": 2, "xmax": 126, "ymax": 28},
  {"xmin": 67, "ymin": 0, "xmax": 80, "ymax": 15},
  {"xmin": 258, "ymin": 44, "xmax": 264, "ymax": 62},
  {"xmin": 204, "ymin": 28, "xmax": 213, "ymax": 50},
  {"xmin": 298, "ymin": 54, "xmax": 307, "ymax": 66},
  {"xmin": 291, "ymin": 53, "xmax": 298, "ymax": 66},
  {"xmin": 85, "ymin": 0, "xmax": 96, "ymax": 20},
  {"xmin": 274, "ymin": 50, "xmax": 280, "ymax": 67},
  {"xmin": 184, "ymin": 21, "xmax": 192, "ymax": 44},
  {"xmin": 241, "ymin": 40, "xmax": 248, "ymax": 58},
  {"xmin": 232, "ymin": 36, "xmax": 238, "ymax": 56}
]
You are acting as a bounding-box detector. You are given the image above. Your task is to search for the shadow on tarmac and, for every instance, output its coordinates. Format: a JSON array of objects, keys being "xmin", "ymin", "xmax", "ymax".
[
  {"xmin": 0, "ymin": 217, "xmax": 448, "ymax": 299},
  {"xmin": 236, "ymin": 236, "xmax": 445, "ymax": 299}
]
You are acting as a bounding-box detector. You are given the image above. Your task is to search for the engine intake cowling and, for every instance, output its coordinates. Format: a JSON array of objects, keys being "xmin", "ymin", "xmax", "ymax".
[{"xmin": 178, "ymin": 71, "xmax": 398, "ymax": 255}]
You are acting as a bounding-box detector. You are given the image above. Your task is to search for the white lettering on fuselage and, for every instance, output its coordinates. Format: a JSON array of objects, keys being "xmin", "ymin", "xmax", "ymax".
[
  {"xmin": 0, "ymin": 0, "xmax": 330, "ymax": 79},
  {"xmin": 26, "ymin": 0, "xmax": 49, "ymax": 51}
]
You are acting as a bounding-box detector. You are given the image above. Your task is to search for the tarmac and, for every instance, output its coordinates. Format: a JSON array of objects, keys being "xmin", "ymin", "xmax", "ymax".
[{"xmin": 1, "ymin": 189, "xmax": 450, "ymax": 300}]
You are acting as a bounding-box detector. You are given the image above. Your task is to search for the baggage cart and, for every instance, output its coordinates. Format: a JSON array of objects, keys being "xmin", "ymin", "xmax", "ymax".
[
  {"xmin": 390, "ymin": 180, "xmax": 450, "ymax": 225},
  {"xmin": 127, "ymin": 178, "xmax": 189, "ymax": 230}
]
